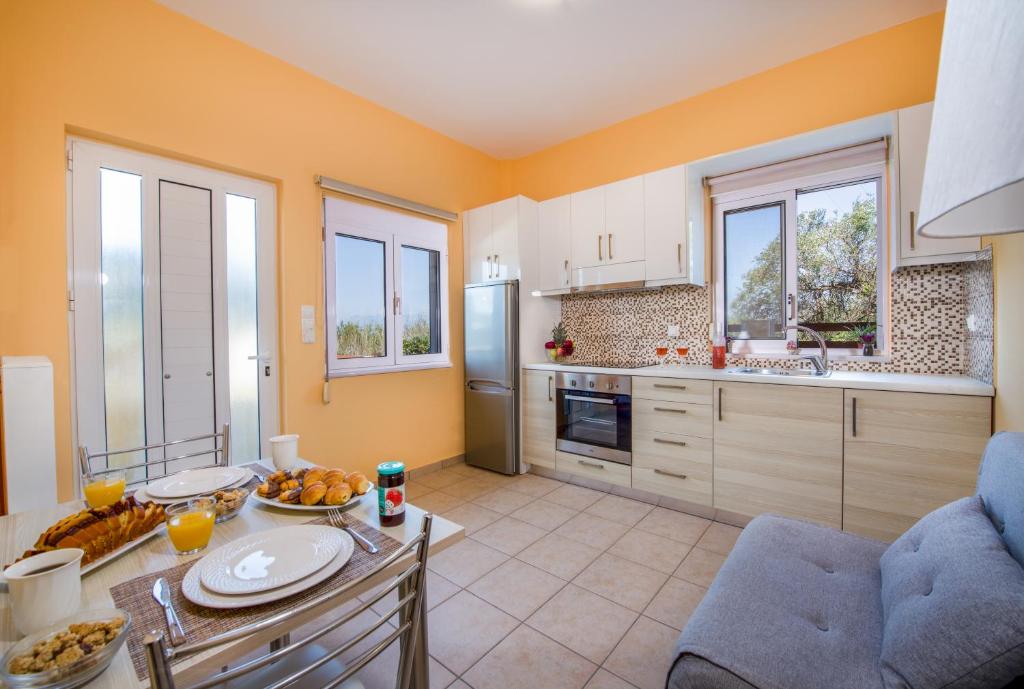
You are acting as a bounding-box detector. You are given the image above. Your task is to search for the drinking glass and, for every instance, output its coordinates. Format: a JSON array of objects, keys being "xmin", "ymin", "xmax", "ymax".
[
  {"xmin": 655, "ymin": 340, "xmax": 670, "ymax": 365},
  {"xmin": 675, "ymin": 341, "xmax": 690, "ymax": 365},
  {"xmin": 84, "ymin": 471, "xmax": 126, "ymax": 508},
  {"xmin": 166, "ymin": 497, "xmax": 216, "ymax": 555}
]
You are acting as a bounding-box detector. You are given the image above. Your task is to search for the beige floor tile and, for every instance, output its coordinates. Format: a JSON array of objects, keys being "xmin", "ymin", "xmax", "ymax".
[
  {"xmin": 510, "ymin": 498, "xmax": 578, "ymax": 531},
  {"xmin": 473, "ymin": 487, "xmax": 536, "ymax": 515},
  {"xmin": 546, "ymin": 483, "xmax": 606, "ymax": 510},
  {"xmin": 427, "ymin": 537, "xmax": 509, "ymax": 587},
  {"xmin": 584, "ymin": 494, "xmax": 655, "ymax": 527},
  {"xmin": 414, "ymin": 491, "xmax": 465, "ymax": 515},
  {"xmin": 526, "ymin": 584, "xmax": 638, "ymax": 664},
  {"xmin": 444, "ymin": 462, "xmax": 477, "ymax": 477},
  {"xmin": 438, "ymin": 478, "xmax": 496, "ymax": 501},
  {"xmin": 603, "ymin": 616, "xmax": 680, "ymax": 689},
  {"xmin": 368, "ymin": 569, "xmax": 461, "ymax": 618},
  {"xmin": 607, "ymin": 529, "xmax": 692, "ymax": 574},
  {"xmin": 427, "ymin": 591, "xmax": 518, "ymax": 675},
  {"xmin": 674, "ymin": 547, "xmax": 727, "ymax": 587},
  {"xmin": 555, "ymin": 512, "xmax": 632, "ymax": 550},
  {"xmin": 585, "ymin": 669, "xmax": 638, "ymax": 689},
  {"xmin": 573, "ymin": 553, "xmax": 668, "ymax": 613},
  {"xmin": 633, "ymin": 507, "xmax": 711, "ymax": 545},
  {"xmin": 417, "ymin": 470, "xmax": 471, "ymax": 490},
  {"xmin": 429, "ymin": 656, "xmax": 455, "ymax": 689},
  {"xmin": 440, "ymin": 502, "xmax": 503, "ymax": 534},
  {"xmin": 462, "ymin": 625, "xmax": 596, "ymax": 689},
  {"xmin": 405, "ymin": 480, "xmax": 435, "ymax": 501},
  {"xmin": 506, "ymin": 472, "xmax": 563, "ymax": 497},
  {"xmin": 471, "ymin": 516, "xmax": 547, "ymax": 555},
  {"xmin": 516, "ymin": 532, "xmax": 603, "ymax": 581},
  {"xmin": 468, "ymin": 558, "xmax": 566, "ymax": 620},
  {"xmin": 643, "ymin": 577, "xmax": 706, "ymax": 631},
  {"xmin": 448, "ymin": 681, "xmax": 470, "ymax": 689},
  {"xmin": 696, "ymin": 522, "xmax": 743, "ymax": 555}
]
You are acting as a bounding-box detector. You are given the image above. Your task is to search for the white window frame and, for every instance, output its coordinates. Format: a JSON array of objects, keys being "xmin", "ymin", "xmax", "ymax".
[
  {"xmin": 714, "ymin": 161, "xmax": 888, "ymax": 355},
  {"xmin": 324, "ymin": 195, "xmax": 450, "ymax": 377}
]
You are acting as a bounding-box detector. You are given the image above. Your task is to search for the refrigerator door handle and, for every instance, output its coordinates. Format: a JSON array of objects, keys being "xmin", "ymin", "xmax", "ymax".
[{"xmin": 467, "ymin": 381, "xmax": 511, "ymax": 393}]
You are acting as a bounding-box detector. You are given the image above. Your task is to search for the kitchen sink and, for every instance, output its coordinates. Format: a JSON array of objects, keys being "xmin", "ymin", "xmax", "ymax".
[{"xmin": 727, "ymin": 367, "xmax": 832, "ymax": 378}]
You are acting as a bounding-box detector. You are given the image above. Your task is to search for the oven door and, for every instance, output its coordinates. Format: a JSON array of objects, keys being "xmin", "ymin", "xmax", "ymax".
[{"xmin": 556, "ymin": 389, "xmax": 631, "ymax": 465}]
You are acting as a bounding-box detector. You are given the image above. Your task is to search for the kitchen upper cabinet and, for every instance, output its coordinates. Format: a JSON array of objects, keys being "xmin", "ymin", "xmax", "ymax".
[
  {"xmin": 893, "ymin": 102, "xmax": 980, "ymax": 267},
  {"xmin": 522, "ymin": 369, "xmax": 556, "ymax": 470},
  {"xmin": 538, "ymin": 195, "xmax": 572, "ymax": 292},
  {"xmin": 463, "ymin": 196, "xmax": 535, "ymax": 284},
  {"xmin": 465, "ymin": 205, "xmax": 493, "ymax": 284},
  {"xmin": 490, "ymin": 197, "xmax": 518, "ymax": 280},
  {"xmin": 603, "ymin": 177, "xmax": 644, "ymax": 265},
  {"xmin": 644, "ymin": 165, "xmax": 690, "ymax": 283},
  {"xmin": 843, "ymin": 389, "xmax": 991, "ymax": 542},
  {"xmin": 570, "ymin": 187, "xmax": 605, "ymax": 269},
  {"xmin": 713, "ymin": 382, "xmax": 843, "ymax": 528}
]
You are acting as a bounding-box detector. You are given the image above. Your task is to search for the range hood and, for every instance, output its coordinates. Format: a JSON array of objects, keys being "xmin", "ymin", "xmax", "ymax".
[{"xmin": 572, "ymin": 260, "xmax": 646, "ymax": 293}]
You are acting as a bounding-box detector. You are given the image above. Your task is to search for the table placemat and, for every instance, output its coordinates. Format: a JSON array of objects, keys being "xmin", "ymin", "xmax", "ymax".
[{"xmin": 111, "ymin": 515, "xmax": 403, "ymax": 680}]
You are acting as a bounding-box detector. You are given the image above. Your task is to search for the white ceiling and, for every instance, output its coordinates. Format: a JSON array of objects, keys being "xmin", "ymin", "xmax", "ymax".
[{"xmin": 157, "ymin": 0, "xmax": 943, "ymax": 158}]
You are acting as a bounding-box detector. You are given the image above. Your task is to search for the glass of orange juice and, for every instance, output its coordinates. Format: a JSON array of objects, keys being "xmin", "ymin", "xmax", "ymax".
[
  {"xmin": 166, "ymin": 497, "xmax": 216, "ymax": 555},
  {"xmin": 83, "ymin": 471, "xmax": 126, "ymax": 508}
]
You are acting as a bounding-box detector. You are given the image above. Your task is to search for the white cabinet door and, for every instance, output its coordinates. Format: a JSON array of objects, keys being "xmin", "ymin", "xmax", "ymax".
[
  {"xmin": 490, "ymin": 197, "xmax": 518, "ymax": 280},
  {"xmin": 603, "ymin": 176, "xmax": 645, "ymax": 265},
  {"xmin": 897, "ymin": 102, "xmax": 979, "ymax": 263},
  {"xmin": 571, "ymin": 187, "xmax": 605, "ymax": 269},
  {"xmin": 465, "ymin": 205, "xmax": 493, "ymax": 283},
  {"xmin": 538, "ymin": 195, "xmax": 572, "ymax": 291},
  {"xmin": 644, "ymin": 165, "xmax": 687, "ymax": 281}
]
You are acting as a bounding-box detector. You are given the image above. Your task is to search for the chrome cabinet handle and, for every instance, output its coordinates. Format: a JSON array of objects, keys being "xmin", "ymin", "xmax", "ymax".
[
  {"xmin": 598, "ymin": 234, "xmax": 603, "ymax": 261},
  {"xmin": 653, "ymin": 406, "xmax": 687, "ymax": 414},
  {"xmin": 494, "ymin": 254, "xmax": 499, "ymax": 277},
  {"xmin": 654, "ymin": 468, "xmax": 687, "ymax": 480},
  {"xmin": 677, "ymin": 242, "xmax": 682, "ymax": 272},
  {"xmin": 564, "ymin": 259, "xmax": 569, "ymax": 285},
  {"xmin": 653, "ymin": 384, "xmax": 686, "ymax": 390},
  {"xmin": 718, "ymin": 387, "xmax": 723, "ymax": 421},
  {"xmin": 909, "ymin": 210, "xmax": 916, "ymax": 250},
  {"xmin": 653, "ymin": 438, "xmax": 687, "ymax": 447},
  {"xmin": 547, "ymin": 376, "xmax": 553, "ymax": 402},
  {"xmin": 578, "ymin": 459, "xmax": 604, "ymax": 470},
  {"xmin": 486, "ymin": 255, "xmax": 492, "ymax": 279},
  {"xmin": 851, "ymin": 396, "xmax": 857, "ymax": 437},
  {"xmin": 565, "ymin": 394, "xmax": 614, "ymax": 405},
  {"xmin": 608, "ymin": 233, "xmax": 613, "ymax": 260}
]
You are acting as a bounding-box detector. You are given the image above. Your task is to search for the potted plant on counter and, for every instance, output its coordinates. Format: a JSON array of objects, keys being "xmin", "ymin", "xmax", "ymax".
[
  {"xmin": 545, "ymin": 322, "xmax": 574, "ymax": 362},
  {"xmin": 847, "ymin": 324, "xmax": 877, "ymax": 356}
]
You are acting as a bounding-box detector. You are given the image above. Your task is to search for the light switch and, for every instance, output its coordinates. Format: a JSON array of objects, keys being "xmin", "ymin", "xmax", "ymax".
[
  {"xmin": 667, "ymin": 325, "xmax": 680, "ymax": 337},
  {"xmin": 301, "ymin": 305, "xmax": 315, "ymax": 344}
]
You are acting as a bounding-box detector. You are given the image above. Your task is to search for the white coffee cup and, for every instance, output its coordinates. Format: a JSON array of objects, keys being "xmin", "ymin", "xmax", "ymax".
[
  {"xmin": 5, "ymin": 548, "xmax": 84, "ymax": 635},
  {"xmin": 269, "ymin": 434, "xmax": 299, "ymax": 470}
]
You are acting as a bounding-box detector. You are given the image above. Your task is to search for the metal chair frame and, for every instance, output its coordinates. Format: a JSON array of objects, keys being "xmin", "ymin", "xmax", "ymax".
[
  {"xmin": 78, "ymin": 423, "xmax": 230, "ymax": 490},
  {"xmin": 144, "ymin": 513, "xmax": 433, "ymax": 689}
]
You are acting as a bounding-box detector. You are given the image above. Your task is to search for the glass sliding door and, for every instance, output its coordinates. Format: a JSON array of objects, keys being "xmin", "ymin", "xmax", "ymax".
[{"xmin": 225, "ymin": 193, "xmax": 260, "ymax": 464}]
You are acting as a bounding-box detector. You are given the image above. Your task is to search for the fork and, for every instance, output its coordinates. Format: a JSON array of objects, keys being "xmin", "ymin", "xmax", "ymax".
[{"xmin": 328, "ymin": 509, "xmax": 379, "ymax": 553}]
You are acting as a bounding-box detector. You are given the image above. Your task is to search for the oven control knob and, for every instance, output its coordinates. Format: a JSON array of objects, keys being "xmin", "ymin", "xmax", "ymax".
[
  {"xmin": 588, "ymin": 381, "xmax": 595, "ymax": 388},
  {"xmin": 570, "ymin": 380, "xmax": 577, "ymax": 387},
  {"xmin": 606, "ymin": 383, "xmax": 613, "ymax": 390}
]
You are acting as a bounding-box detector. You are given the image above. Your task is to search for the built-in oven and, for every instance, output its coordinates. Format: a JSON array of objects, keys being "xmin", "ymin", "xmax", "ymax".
[{"xmin": 555, "ymin": 372, "xmax": 631, "ymax": 465}]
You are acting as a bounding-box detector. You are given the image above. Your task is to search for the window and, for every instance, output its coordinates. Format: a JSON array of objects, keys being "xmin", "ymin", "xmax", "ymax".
[
  {"xmin": 713, "ymin": 150, "xmax": 886, "ymax": 353},
  {"xmin": 324, "ymin": 196, "xmax": 449, "ymax": 376}
]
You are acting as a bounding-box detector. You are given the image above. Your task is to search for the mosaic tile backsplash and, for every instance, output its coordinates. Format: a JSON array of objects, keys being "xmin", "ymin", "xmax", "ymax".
[{"xmin": 559, "ymin": 258, "xmax": 993, "ymax": 380}]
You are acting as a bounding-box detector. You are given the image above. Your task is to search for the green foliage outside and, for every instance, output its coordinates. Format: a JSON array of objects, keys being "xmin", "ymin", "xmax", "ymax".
[
  {"xmin": 335, "ymin": 318, "xmax": 435, "ymax": 358},
  {"xmin": 730, "ymin": 194, "xmax": 878, "ymax": 343},
  {"xmin": 402, "ymin": 318, "xmax": 433, "ymax": 355}
]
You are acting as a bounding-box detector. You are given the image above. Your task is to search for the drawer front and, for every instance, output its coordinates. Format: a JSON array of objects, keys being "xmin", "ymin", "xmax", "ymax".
[
  {"xmin": 555, "ymin": 451, "xmax": 631, "ymax": 488},
  {"xmin": 633, "ymin": 398, "xmax": 713, "ymax": 438},
  {"xmin": 633, "ymin": 377, "xmax": 713, "ymax": 405},
  {"xmin": 632, "ymin": 432, "xmax": 712, "ymax": 506}
]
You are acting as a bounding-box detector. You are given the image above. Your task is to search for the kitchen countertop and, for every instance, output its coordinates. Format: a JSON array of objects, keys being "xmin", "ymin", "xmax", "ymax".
[{"xmin": 523, "ymin": 362, "xmax": 995, "ymax": 397}]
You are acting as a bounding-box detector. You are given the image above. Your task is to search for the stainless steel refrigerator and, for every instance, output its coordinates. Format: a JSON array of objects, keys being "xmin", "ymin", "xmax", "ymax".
[{"xmin": 464, "ymin": 280, "xmax": 519, "ymax": 475}]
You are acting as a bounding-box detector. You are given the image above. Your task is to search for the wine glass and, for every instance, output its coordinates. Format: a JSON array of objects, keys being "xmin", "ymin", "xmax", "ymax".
[
  {"xmin": 675, "ymin": 341, "xmax": 690, "ymax": 366},
  {"xmin": 655, "ymin": 340, "xmax": 669, "ymax": 366}
]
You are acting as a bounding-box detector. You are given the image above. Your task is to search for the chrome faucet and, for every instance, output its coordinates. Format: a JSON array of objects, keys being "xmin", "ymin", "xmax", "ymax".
[{"xmin": 783, "ymin": 325, "xmax": 829, "ymax": 375}]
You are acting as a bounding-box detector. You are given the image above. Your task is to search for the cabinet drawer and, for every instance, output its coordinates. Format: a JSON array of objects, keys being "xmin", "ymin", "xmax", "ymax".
[
  {"xmin": 633, "ymin": 398, "xmax": 713, "ymax": 438},
  {"xmin": 633, "ymin": 377, "xmax": 712, "ymax": 405},
  {"xmin": 555, "ymin": 451, "xmax": 631, "ymax": 488},
  {"xmin": 632, "ymin": 432, "xmax": 712, "ymax": 506}
]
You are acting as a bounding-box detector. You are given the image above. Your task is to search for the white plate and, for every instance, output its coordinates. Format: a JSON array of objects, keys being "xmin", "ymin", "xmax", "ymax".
[
  {"xmin": 250, "ymin": 484, "xmax": 373, "ymax": 512},
  {"xmin": 182, "ymin": 530, "xmax": 354, "ymax": 609},
  {"xmin": 199, "ymin": 525, "xmax": 343, "ymax": 595},
  {"xmin": 147, "ymin": 466, "xmax": 251, "ymax": 499},
  {"xmin": 134, "ymin": 470, "xmax": 254, "ymax": 505}
]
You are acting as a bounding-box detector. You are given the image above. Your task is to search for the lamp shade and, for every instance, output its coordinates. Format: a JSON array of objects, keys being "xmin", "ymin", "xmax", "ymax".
[{"xmin": 918, "ymin": 0, "xmax": 1024, "ymax": 238}]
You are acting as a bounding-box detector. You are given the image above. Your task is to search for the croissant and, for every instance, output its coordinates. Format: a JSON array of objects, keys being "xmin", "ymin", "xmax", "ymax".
[
  {"xmin": 345, "ymin": 472, "xmax": 371, "ymax": 495},
  {"xmin": 300, "ymin": 481, "xmax": 327, "ymax": 506},
  {"xmin": 322, "ymin": 470, "xmax": 345, "ymax": 487},
  {"xmin": 323, "ymin": 482, "xmax": 352, "ymax": 506},
  {"xmin": 303, "ymin": 467, "xmax": 327, "ymax": 485}
]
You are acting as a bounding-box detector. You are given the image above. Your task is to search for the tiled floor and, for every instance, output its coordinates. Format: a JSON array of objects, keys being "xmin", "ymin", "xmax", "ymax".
[{"xmin": 340, "ymin": 463, "xmax": 742, "ymax": 689}]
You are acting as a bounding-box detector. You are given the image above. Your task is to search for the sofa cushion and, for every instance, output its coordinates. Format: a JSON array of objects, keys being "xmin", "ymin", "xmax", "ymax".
[
  {"xmin": 976, "ymin": 431, "xmax": 1024, "ymax": 567},
  {"xmin": 879, "ymin": 496, "xmax": 1024, "ymax": 689},
  {"xmin": 670, "ymin": 514, "xmax": 887, "ymax": 689}
]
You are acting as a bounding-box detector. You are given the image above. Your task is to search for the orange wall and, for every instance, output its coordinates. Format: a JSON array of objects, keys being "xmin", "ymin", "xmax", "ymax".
[{"xmin": 0, "ymin": 0, "xmax": 502, "ymax": 501}]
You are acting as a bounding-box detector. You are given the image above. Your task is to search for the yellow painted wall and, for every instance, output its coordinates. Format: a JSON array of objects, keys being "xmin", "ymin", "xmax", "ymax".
[
  {"xmin": 0, "ymin": 0, "xmax": 502, "ymax": 501},
  {"xmin": 990, "ymin": 234, "xmax": 1024, "ymax": 432}
]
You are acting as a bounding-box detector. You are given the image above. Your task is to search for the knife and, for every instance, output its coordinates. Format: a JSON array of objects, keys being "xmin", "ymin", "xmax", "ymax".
[{"xmin": 152, "ymin": 577, "xmax": 187, "ymax": 646}]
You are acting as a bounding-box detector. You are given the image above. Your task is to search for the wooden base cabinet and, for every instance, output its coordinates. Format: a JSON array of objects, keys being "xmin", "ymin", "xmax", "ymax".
[
  {"xmin": 713, "ymin": 382, "xmax": 843, "ymax": 528},
  {"xmin": 843, "ymin": 390, "xmax": 991, "ymax": 542},
  {"xmin": 522, "ymin": 370, "xmax": 556, "ymax": 470}
]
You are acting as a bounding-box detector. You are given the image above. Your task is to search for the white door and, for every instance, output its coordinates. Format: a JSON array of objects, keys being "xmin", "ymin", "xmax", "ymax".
[
  {"xmin": 69, "ymin": 139, "xmax": 278, "ymax": 489},
  {"xmin": 570, "ymin": 187, "xmax": 604, "ymax": 269},
  {"xmin": 644, "ymin": 165, "xmax": 688, "ymax": 281},
  {"xmin": 464, "ymin": 205, "xmax": 493, "ymax": 283},
  {"xmin": 490, "ymin": 197, "xmax": 519, "ymax": 280},
  {"xmin": 538, "ymin": 195, "xmax": 572, "ymax": 291},
  {"xmin": 603, "ymin": 176, "xmax": 645, "ymax": 265}
]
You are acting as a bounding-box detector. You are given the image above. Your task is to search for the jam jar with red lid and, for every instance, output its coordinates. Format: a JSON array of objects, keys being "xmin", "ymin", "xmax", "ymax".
[{"xmin": 377, "ymin": 461, "xmax": 406, "ymax": 527}]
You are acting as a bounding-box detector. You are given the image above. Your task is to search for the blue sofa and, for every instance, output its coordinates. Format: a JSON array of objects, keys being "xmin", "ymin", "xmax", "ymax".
[{"xmin": 667, "ymin": 431, "xmax": 1024, "ymax": 689}]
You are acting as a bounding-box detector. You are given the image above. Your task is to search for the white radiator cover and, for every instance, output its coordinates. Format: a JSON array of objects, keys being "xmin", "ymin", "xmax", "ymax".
[{"xmin": 1, "ymin": 356, "xmax": 58, "ymax": 513}]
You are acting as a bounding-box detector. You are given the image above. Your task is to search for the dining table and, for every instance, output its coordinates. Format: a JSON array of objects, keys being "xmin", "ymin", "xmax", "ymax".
[{"xmin": 0, "ymin": 459, "xmax": 465, "ymax": 689}]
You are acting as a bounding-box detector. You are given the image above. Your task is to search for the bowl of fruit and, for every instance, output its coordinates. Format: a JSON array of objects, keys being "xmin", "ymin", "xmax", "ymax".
[{"xmin": 545, "ymin": 321, "xmax": 574, "ymax": 362}]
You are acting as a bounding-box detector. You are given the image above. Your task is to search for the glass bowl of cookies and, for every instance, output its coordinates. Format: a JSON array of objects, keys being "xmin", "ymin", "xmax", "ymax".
[
  {"xmin": 0, "ymin": 608, "xmax": 131, "ymax": 689},
  {"xmin": 211, "ymin": 485, "xmax": 250, "ymax": 523}
]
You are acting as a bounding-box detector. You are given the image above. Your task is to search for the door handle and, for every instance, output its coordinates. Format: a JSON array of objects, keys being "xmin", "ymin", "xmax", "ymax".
[
  {"xmin": 718, "ymin": 387, "xmax": 723, "ymax": 421},
  {"xmin": 653, "ymin": 406, "xmax": 687, "ymax": 414},
  {"xmin": 597, "ymin": 234, "xmax": 603, "ymax": 261},
  {"xmin": 787, "ymin": 293, "xmax": 796, "ymax": 321},
  {"xmin": 205, "ymin": 371, "xmax": 212, "ymax": 377},
  {"xmin": 578, "ymin": 459, "xmax": 604, "ymax": 470},
  {"xmin": 654, "ymin": 468, "xmax": 687, "ymax": 480},
  {"xmin": 564, "ymin": 259, "xmax": 569, "ymax": 285},
  {"xmin": 486, "ymin": 255, "xmax": 492, "ymax": 279},
  {"xmin": 851, "ymin": 396, "xmax": 857, "ymax": 437},
  {"xmin": 547, "ymin": 376, "xmax": 553, "ymax": 402},
  {"xmin": 909, "ymin": 211, "xmax": 916, "ymax": 250},
  {"xmin": 564, "ymin": 394, "xmax": 615, "ymax": 405},
  {"xmin": 608, "ymin": 233, "xmax": 613, "ymax": 260},
  {"xmin": 164, "ymin": 373, "xmax": 171, "ymax": 380},
  {"xmin": 653, "ymin": 384, "xmax": 686, "ymax": 390},
  {"xmin": 677, "ymin": 242, "xmax": 682, "ymax": 272},
  {"xmin": 494, "ymin": 254, "xmax": 499, "ymax": 277},
  {"xmin": 653, "ymin": 438, "xmax": 687, "ymax": 446}
]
